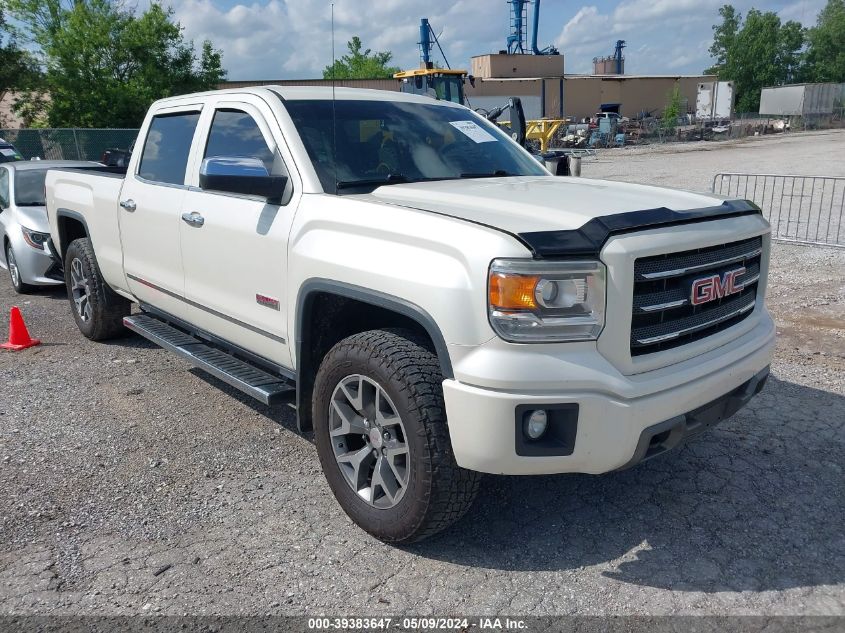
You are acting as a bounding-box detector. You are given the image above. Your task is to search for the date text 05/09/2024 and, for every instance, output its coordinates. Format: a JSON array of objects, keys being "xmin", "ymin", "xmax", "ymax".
[{"xmin": 306, "ymin": 617, "xmax": 528, "ymax": 630}]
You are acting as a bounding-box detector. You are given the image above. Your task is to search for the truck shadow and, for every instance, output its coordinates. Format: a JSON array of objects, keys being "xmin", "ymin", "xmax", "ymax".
[
  {"xmin": 187, "ymin": 368, "xmax": 303, "ymax": 437},
  {"xmin": 410, "ymin": 377, "xmax": 845, "ymax": 593},
  {"xmin": 17, "ymin": 285, "xmax": 68, "ymax": 301}
]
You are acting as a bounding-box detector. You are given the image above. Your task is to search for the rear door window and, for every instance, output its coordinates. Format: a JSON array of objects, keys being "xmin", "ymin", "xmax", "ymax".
[{"xmin": 138, "ymin": 112, "xmax": 201, "ymax": 185}]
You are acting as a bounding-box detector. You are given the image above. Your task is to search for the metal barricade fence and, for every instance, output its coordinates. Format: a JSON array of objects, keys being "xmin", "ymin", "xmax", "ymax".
[
  {"xmin": 713, "ymin": 173, "xmax": 845, "ymax": 248},
  {"xmin": 0, "ymin": 128, "xmax": 138, "ymax": 162}
]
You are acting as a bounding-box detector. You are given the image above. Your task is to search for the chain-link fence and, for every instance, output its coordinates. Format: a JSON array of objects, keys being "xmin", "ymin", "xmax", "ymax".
[{"xmin": 0, "ymin": 128, "xmax": 138, "ymax": 161}]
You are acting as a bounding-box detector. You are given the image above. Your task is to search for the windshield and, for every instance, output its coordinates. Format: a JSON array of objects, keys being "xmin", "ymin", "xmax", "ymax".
[
  {"xmin": 284, "ymin": 99, "xmax": 546, "ymax": 193},
  {"xmin": 14, "ymin": 170, "xmax": 47, "ymax": 206}
]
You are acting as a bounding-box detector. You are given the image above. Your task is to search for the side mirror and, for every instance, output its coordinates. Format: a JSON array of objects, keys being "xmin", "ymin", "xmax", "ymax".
[{"xmin": 199, "ymin": 157, "xmax": 287, "ymax": 200}]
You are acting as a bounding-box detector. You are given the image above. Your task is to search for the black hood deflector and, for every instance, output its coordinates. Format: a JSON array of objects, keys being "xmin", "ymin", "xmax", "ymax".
[{"xmin": 519, "ymin": 199, "xmax": 761, "ymax": 258}]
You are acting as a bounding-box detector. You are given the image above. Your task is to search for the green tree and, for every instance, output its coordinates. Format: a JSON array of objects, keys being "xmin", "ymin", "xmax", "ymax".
[
  {"xmin": 803, "ymin": 0, "xmax": 845, "ymax": 82},
  {"xmin": 705, "ymin": 5, "xmax": 805, "ymax": 113},
  {"xmin": 0, "ymin": 7, "xmax": 42, "ymax": 125},
  {"xmin": 706, "ymin": 4, "xmax": 741, "ymax": 75},
  {"xmin": 6, "ymin": 0, "xmax": 226, "ymax": 127},
  {"xmin": 662, "ymin": 85, "xmax": 682, "ymax": 130},
  {"xmin": 323, "ymin": 36, "xmax": 401, "ymax": 79}
]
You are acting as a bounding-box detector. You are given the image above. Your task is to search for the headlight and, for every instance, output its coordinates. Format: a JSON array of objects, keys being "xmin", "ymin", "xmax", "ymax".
[
  {"xmin": 488, "ymin": 258, "xmax": 606, "ymax": 342},
  {"xmin": 21, "ymin": 226, "xmax": 49, "ymax": 250}
]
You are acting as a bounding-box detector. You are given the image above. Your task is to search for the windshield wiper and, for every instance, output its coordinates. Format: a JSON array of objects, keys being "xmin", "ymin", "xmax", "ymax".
[
  {"xmin": 459, "ymin": 170, "xmax": 513, "ymax": 179},
  {"xmin": 15, "ymin": 202, "xmax": 46, "ymax": 207},
  {"xmin": 335, "ymin": 174, "xmax": 411, "ymax": 190}
]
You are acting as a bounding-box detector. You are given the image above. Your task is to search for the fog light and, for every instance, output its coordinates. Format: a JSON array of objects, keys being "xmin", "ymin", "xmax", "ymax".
[{"xmin": 524, "ymin": 409, "xmax": 548, "ymax": 440}]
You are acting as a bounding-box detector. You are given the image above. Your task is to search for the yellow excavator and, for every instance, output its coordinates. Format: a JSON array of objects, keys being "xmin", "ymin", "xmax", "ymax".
[
  {"xmin": 393, "ymin": 19, "xmax": 470, "ymax": 105},
  {"xmin": 393, "ymin": 66, "xmax": 469, "ymax": 105}
]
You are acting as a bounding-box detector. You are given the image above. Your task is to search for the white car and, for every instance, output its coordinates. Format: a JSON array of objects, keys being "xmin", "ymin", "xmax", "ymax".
[
  {"xmin": 45, "ymin": 87, "xmax": 775, "ymax": 542},
  {"xmin": 0, "ymin": 160, "xmax": 97, "ymax": 293}
]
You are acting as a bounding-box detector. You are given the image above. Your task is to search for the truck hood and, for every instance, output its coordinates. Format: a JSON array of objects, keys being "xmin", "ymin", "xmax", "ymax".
[
  {"xmin": 366, "ymin": 176, "xmax": 755, "ymax": 256},
  {"xmin": 369, "ymin": 176, "xmax": 725, "ymax": 233}
]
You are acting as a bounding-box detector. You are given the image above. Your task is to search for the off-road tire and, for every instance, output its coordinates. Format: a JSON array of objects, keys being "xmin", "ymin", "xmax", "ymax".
[
  {"xmin": 64, "ymin": 238, "xmax": 130, "ymax": 341},
  {"xmin": 5, "ymin": 243, "xmax": 34, "ymax": 294},
  {"xmin": 313, "ymin": 328, "xmax": 481, "ymax": 543}
]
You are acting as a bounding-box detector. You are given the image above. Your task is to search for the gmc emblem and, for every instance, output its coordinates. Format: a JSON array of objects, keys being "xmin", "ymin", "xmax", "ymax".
[{"xmin": 690, "ymin": 267, "xmax": 746, "ymax": 305}]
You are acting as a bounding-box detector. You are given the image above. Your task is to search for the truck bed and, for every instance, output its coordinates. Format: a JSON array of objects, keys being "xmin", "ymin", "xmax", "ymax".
[{"xmin": 45, "ymin": 166, "xmax": 129, "ymax": 291}]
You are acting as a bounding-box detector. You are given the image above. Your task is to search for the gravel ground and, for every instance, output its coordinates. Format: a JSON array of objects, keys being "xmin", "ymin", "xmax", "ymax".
[
  {"xmin": 584, "ymin": 131, "xmax": 845, "ymax": 247},
  {"xmin": 1, "ymin": 132, "xmax": 844, "ymax": 617},
  {"xmin": 581, "ymin": 128, "xmax": 845, "ymax": 190}
]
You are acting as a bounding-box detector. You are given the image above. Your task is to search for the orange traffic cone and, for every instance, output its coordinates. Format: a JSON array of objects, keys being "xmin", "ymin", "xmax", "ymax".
[{"xmin": 1, "ymin": 306, "xmax": 41, "ymax": 351}]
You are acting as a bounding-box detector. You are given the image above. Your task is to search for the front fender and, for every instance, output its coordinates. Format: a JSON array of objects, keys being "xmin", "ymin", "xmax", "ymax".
[
  {"xmin": 287, "ymin": 194, "xmax": 530, "ymax": 369},
  {"xmin": 296, "ymin": 278, "xmax": 453, "ymax": 379}
]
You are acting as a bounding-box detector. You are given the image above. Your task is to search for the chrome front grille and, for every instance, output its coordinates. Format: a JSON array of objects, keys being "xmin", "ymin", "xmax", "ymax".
[{"xmin": 630, "ymin": 236, "xmax": 763, "ymax": 356}]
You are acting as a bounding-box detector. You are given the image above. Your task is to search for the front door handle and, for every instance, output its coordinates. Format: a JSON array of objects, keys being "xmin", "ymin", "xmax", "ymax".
[
  {"xmin": 119, "ymin": 199, "xmax": 136, "ymax": 212},
  {"xmin": 181, "ymin": 212, "xmax": 205, "ymax": 227}
]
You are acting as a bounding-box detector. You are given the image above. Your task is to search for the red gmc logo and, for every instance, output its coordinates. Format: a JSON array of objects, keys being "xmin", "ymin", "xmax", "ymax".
[{"xmin": 690, "ymin": 267, "xmax": 746, "ymax": 305}]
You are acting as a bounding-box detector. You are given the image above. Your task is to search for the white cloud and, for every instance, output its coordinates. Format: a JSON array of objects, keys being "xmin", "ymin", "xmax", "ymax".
[
  {"xmin": 555, "ymin": 6, "xmax": 614, "ymax": 49},
  {"xmin": 778, "ymin": 0, "xmax": 827, "ymax": 24},
  {"xmin": 163, "ymin": 0, "xmax": 831, "ymax": 80},
  {"xmin": 612, "ymin": 0, "xmax": 721, "ymax": 24},
  {"xmin": 554, "ymin": 1, "xmax": 731, "ymax": 75},
  {"xmin": 169, "ymin": 0, "xmax": 502, "ymax": 80}
]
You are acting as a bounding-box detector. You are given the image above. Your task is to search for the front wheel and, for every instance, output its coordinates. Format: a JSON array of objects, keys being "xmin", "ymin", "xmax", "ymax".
[
  {"xmin": 64, "ymin": 238, "xmax": 130, "ymax": 341},
  {"xmin": 313, "ymin": 328, "xmax": 481, "ymax": 543},
  {"xmin": 5, "ymin": 243, "xmax": 34, "ymax": 294}
]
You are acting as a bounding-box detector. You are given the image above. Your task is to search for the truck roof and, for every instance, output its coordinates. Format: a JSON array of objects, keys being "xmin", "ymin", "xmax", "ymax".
[{"xmin": 151, "ymin": 85, "xmax": 462, "ymax": 109}]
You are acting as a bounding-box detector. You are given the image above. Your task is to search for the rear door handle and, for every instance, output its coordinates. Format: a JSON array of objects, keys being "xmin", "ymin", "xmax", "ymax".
[
  {"xmin": 119, "ymin": 199, "xmax": 136, "ymax": 212},
  {"xmin": 181, "ymin": 212, "xmax": 205, "ymax": 227}
]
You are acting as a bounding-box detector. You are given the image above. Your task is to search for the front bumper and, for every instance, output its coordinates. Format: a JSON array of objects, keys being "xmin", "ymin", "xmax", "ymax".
[
  {"xmin": 18, "ymin": 243, "xmax": 63, "ymax": 286},
  {"xmin": 4, "ymin": 235, "xmax": 63, "ymax": 286},
  {"xmin": 616, "ymin": 366, "xmax": 769, "ymax": 470},
  {"xmin": 442, "ymin": 313, "xmax": 775, "ymax": 475}
]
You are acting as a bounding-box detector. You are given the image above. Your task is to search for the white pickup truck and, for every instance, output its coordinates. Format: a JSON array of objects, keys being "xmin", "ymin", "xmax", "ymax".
[{"xmin": 46, "ymin": 87, "xmax": 775, "ymax": 543}]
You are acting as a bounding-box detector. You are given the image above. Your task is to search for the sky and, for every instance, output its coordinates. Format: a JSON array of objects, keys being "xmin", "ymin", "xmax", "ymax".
[{"xmin": 156, "ymin": 0, "xmax": 829, "ymax": 80}]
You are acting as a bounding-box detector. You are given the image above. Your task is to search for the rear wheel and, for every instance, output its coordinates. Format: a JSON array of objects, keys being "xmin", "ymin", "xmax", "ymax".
[
  {"xmin": 5, "ymin": 243, "xmax": 34, "ymax": 294},
  {"xmin": 64, "ymin": 238, "xmax": 130, "ymax": 340},
  {"xmin": 313, "ymin": 328, "xmax": 481, "ymax": 543}
]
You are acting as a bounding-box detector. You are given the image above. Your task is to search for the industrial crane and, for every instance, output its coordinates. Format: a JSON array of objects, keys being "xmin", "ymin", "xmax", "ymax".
[{"xmin": 506, "ymin": 0, "xmax": 560, "ymax": 56}]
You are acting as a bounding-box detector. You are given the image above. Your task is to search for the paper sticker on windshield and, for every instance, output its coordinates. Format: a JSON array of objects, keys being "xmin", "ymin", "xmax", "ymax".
[
  {"xmin": 0, "ymin": 148, "xmax": 18, "ymax": 157},
  {"xmin": 450, "ymin": 121, "xmax": 496, "ymax": 143}
]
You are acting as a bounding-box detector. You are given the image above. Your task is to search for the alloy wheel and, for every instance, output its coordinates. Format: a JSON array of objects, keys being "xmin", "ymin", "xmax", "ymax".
[
  {"xmin": 7, "ymin": 247, "xmax": 20, "ymax": 289},
  {"xmin": 329, "ymin": 374, "xmax": 410, "ymax": 509},
  {"xmin": 70, "ymin": 258, "xmax": 92, "ymax": 322}
]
